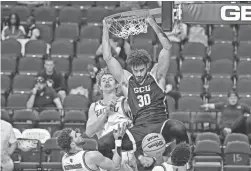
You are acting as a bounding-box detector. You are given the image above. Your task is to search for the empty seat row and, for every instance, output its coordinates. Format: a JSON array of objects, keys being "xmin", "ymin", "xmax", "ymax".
[{"xmin": 1, "ymin": 74, "xmax": 92, "ymax": 94}]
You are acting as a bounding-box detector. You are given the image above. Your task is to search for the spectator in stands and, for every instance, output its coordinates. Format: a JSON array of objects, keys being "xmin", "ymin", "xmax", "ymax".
[
  {"xmin": 166, "ymin": 20, "xmax": 187, "ymax": 43},
  {"xmin": 26, "ymin": 16, "xmax": 40, "ymax": 40},
  {"xmin": 26, "ymin": 76, "xmax": 63, "ymax": 114},
  {"xmin": 2, "ymin": 13, "xmax": 26, "ymax": 40},
  {"xmin": 1, "ymin": 120, "xmax": 17, "ymax": 171},
  {"xmin": 96, "ymin": 34, "xmax": 131, "ymax": 62},
  {"xmin": 188, "ymin": 24, "xmax": 208, "ymax": 47},
  {"xmin": 201, "ymin": 90, "xmax": 251, "ymax": 140},
  {"xmin": 38, "ymin": 59, "xmax": 67, "ymax": 102}
]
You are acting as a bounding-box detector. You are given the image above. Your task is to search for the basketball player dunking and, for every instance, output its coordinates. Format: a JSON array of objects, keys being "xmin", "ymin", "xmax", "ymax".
[
  {"xmin": 86, "ymin": 67, "xmax": 137, "ymax": 171},
  {"xmin": 98, "ymin": 14, "xmax": 189, "ymax": 168},
  {"xmin": 59, "ymin": 124, "xmax": 126, "ymax": 171}
]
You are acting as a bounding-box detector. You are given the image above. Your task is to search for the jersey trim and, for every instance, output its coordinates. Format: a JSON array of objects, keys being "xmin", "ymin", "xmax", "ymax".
[
  {"xmin": 160, "ymin": 164, "xmax": 167, "ymax": 171},
  {"xmin": 83, "ymin": 151, "xmax": 99, "ymax": 171}
]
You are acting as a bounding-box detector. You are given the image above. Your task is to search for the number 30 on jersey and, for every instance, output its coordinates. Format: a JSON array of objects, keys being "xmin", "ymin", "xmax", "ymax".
[{"xmin": 137, "ymin": 94, "xmax": 151, "ymax": 107}]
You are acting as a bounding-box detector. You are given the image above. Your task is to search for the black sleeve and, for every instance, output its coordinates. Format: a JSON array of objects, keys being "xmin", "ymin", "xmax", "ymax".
[{"xmin": 55, "ymin": 72, "xmax": 66, "ymax": 92}]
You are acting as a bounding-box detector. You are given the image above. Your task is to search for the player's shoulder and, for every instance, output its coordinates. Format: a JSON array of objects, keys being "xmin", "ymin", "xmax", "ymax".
[
  {"xmin": 85, "ymin": 150, "xmax": 103, "ymax": 162},
  {"xmin": 1, "ymin": 119, "xmax": 12, "ymax": 128}
]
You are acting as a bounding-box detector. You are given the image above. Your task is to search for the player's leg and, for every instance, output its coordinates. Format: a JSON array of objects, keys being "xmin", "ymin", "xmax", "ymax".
[{"xmin": 160, "ymin": 119, "xmax": 189, "ymax": 144}]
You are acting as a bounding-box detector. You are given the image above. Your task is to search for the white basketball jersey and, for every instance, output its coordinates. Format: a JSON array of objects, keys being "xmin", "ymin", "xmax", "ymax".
[
  {"xmin": 62, "ymin": 150, "xmax": 99, "ymax": 171},
  {"xmin": 94, "ymin": 96, "xmax": 132, "ymax": 138}
]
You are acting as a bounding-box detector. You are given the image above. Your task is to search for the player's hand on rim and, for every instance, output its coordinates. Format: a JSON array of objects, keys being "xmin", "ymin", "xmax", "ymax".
[
  {"xmin": 113, "ymin": 122, "xmax": 127, "ymax": 140},
  {"xmin": 103, "ymin": 18, "xmax": 112, "ymax": 29}
]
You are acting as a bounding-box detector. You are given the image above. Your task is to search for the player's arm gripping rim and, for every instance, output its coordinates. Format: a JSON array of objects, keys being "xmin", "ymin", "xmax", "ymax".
[
  {"xmin": 147, "ymin": 16, "xmax": 172, "ymax": 81},
  {"xmin": 102, "ymin": 19, "xmax": 125, "ymax": 84}
]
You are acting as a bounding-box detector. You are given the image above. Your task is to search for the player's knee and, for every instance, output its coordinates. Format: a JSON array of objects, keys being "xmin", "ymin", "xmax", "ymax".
[{"xmin": 169, "ymin": 120, "xmax": 189, "ymax": 143}]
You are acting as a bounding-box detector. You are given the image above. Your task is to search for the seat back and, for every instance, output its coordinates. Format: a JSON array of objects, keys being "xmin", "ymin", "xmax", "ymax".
[
  {"xmin": 223, "ymin": 133, "xmax": 249, "ymax": 146},
  {"xmin": 196, "ymin": 132, "xmax": 220, "ymax": 145},
  {"xmin": 224, "ymin": 141, "xmax": 250, "ymax": 165},
  {"xmin": 43, "ymin": 138, "xmax": 63, "ymax": 162},
  {"xmin": 38, "ymin": 110, "xmax": 62, "ymax": 135}
]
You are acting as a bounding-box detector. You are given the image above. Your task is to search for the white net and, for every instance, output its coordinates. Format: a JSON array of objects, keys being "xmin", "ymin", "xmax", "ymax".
[{"xmin": 107, "ymin": 12, "xmax": 149, "ymax": 39}]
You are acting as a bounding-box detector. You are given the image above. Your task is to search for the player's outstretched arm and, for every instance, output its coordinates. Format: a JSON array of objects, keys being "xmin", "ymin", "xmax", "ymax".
[
  {"xmin": 147, "ymin": 16, "xmax": 172, "ymax": 80},
  {"xmin": 86, "ymin": 103, "xmax": 108, "ymax": 137},
  {"xmin": 102, "ymin": 19, "xmax": 124, "ymax": 83}
]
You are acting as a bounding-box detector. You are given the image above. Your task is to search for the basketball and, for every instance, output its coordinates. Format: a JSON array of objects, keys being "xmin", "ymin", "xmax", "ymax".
[{"xmin": 142, "ymin": 133, "xmax": 166, "ymax": 157}]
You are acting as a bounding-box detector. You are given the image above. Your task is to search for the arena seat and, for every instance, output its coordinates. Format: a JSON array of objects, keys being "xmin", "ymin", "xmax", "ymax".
[
  {"xmin": 52, "ymin": 57, "xmax": 70, "ymax": 74},
  {"xmin": 210, "ymin": 43, "xmax": 234, "ymax": 61},
  {"xmin": 54, "ymin": 24, "xmax": 79, "ymax": 41},
  {"xmin": 76, "ymin": 39, "xmax": 100, "ymax": 58},
  {"xmin": 237, "ymin": 79, "xmax": 251, "ymax": 97},
  {"xmin": 224, "ymin": 141, "xmax": 251, "ymax": 171},
  {"xmin": 193, "ymin": 162, "xmax": 222, "ymax": 171},
  {"xmin": 70, "ymin": 1, "xmax": 95, "ymax": 8},
  {"xmin": 223, "ymin": 133, "xmax": 249, "ymax": 146},
  {"xmin": 64, "ymin": 110, "xmax": 87, "ymax": 133},
  {"xmin": 50, "ymin": 1, "xmax": 70, "ymax": 7},
  {"xmin": 42, "ymin": 138, "xmax": 63, "ymax": 164},
  {"xmin": 80, "ymin": 25, "xmax": 102, "ymax": 40},
  {"xmin": 52, "ymin": 130, "xmax": 62, "ymax": 138},
  {"xmin": 18, "ymin": 57, "xmax": 43, "ymax": 75},
  {"xmin": 237, "ymin": 60, "xmax": 251, "ymax": 78},
  {"xmin": 34, "ymin": 6, "xmax": 56, "ymax": 24},
  {"xmin": 180, "ymin": 59, "xmax": 205, "ymax": 77},
  {"xmin": 179, "ymin": 77, "xmax": 203, "ymax": 96},
  {"xmin": 170, "ymin": 112, "xmax": 192, "ymax": 132},
  {"xmin": 59, "ymin": 6, "xmax": 82, "ymax": 24},
  {"xmin": 195, "ymin": 132, "xmax": 220, "ymax": 145},
  {"xmin": 36, "ymin": 24, "xmax": 53, "ymax": 43},
  {"xmin": 238, "ymin": 25, "xmax": 251, "ymax": 42},
  {"xmin": 193, "ymin": 112, "xmax": 218, "ymax": 134},
  {"xmin": 86, "ymin": 7, "xmax": 109, "ymax": 25},
  {"xmin": 12, "ymin": 110, "xmax": 36, "ymax": 132},
  {"xmin": 1, "ymin": 39, "xmax": 21, "ymax": 58},
  {"xmin": 1, "ymin": 109, "xmax": 10, "ymax": 122},
  {"xmin": 25, "ymin": 40, "xmax": 47, "ymax": 58},
  {"xmin": 10, "ymin": 6, "xmax": 30, "ymax": 24},
  {"xmin": 51, "ymin": 39, "xmax": 74, "ymax": 58},
  {"xmin": 239, "ymin": 97, "xmax": 251, "ymax": 107},
  {"xmin": 209, "ymin": 96, "xmax": 228, "ymax": 104},
  {"xmin": 131, "ymin": 39, "xmax": 153, "ymax": 55},
  {"xmin": 14, "ymin": 139, "xmax": 41, "ymax": 169},
  {"xmin": 178, "ymin": 96, "xmax": 203, "ymax": 111},
  {"xmin": 38, "ymin": 110, "xmax": 62, "ymax": 136},
  {"xmin": 72, "ymin": 57, "xmax": 96, "ymax": 75},
  {"xmin": 182, "ymin": 42, "xmax": 206, "ymax": 60},
  {"xmin": 67, "ymin": 75, "xmax": 93, "ymax": 93},
  {"xmin": 1, "ymin": 75, "xmax": 11, "ymax": 94},
  {"xmin": 96, "ymin": 1, "xmax": 119, "ymax": 9},
  {"xmin": 108, "ymin": 7, "xmax": 131, "ymax": 16},
  {"xmin": 1, "ymin": 1, "xmax": 17, "ymax": 6},
  {"xmin": 210, "ymin": 59, "xmax": 233, "ymax": 77},
  {"xmin": 1, "ymin": 58, "xmax": 17, "ymax": 75},
  {"xmin": 12, "ymin": 75, "xmax": 35, "ymax": 94},
  {"xmin": 209, "ymin": 78, "xmax": 232, "ymax": 96},
  {"xmin": 63, "ymin": 94, "xmax": 89, "ymax": 111},
  {"xmin": 237, "ymin": 42, "xmax": 251, "ymax": 60},
  {"xmin": 211, "ymin": 25, "xmax": 235, "ymax": 42},
  {"xmin": 7, "ymin": 93, "xmax": 29, "ymax": 110},
  {"xmin": 194, "ymin": 140, "xmax": 222, "ymax": 162}
]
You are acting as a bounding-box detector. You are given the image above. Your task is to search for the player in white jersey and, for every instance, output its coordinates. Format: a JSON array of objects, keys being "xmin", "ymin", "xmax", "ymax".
[
  {"xmin": 86, "ymin": 67, "xmax": 137, "ymax": 171},
  {"xmin": 1, "ymin": 120, "xmax": 17, "ymax": 171},
  {"xmin": 59, "ymin": 124, "xmax": 126, "ymax": 171},
  {"xmin": 152, "ymin": 142, "xmax": 191, "ymax": 171}
]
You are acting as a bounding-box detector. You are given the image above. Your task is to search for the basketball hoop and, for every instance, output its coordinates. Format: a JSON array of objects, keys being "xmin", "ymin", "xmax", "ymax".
[{"xmin": 105, "ymin": 9, "xmax": 150, "ymax": 39}]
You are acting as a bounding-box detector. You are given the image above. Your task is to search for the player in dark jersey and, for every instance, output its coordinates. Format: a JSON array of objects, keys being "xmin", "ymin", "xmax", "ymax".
[{"xmin": 97, "ymin": 15, "xmax": 189, "ymax": 168}]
